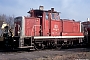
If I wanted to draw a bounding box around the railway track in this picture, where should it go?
[0,48,90,60]
[0,42,88,52]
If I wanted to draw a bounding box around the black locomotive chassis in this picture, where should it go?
[0,36,88,50]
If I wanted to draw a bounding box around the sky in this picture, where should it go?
[0,0,90,21]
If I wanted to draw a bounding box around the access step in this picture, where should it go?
[19,46,34,48]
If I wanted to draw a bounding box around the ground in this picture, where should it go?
[0,48,90,60]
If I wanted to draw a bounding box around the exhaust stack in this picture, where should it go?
[39,6,44,10]
[51,8,54,12]
[87,18,89,21]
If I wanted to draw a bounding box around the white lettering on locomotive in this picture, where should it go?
[53,24,59,31]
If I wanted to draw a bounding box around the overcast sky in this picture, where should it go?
[0,0,90,21]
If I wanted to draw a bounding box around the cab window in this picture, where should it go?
[51,13,60,20]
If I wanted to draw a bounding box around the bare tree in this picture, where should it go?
[0,14,14,28]
[0,14,15,36]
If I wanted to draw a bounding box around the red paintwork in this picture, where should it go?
[51,20,62,36]
[41,18,82,36]
[62,32,83,36]
[24,18,82,36]
[43,20,49,36]
[62,19,80,33]
[25,17,40,36]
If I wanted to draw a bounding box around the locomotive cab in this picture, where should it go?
[27,6,60,36]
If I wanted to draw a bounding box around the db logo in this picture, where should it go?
[54,25,58,28]
[53,25,59,31]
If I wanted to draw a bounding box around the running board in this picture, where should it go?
[34,36,84,39]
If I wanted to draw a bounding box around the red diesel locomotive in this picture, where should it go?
[13,6,84,49]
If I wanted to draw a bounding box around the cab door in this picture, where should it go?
[14,17,22,36]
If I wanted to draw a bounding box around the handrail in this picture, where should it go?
[31,25,41,46]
